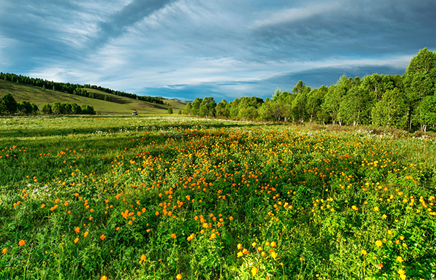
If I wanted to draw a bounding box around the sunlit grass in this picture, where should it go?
[1,115,435,279]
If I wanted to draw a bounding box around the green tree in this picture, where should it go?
[306,86,327,123]
[403,48,436,129]
[184,102,192,115]
[190,98,202,116]
[1,93,18,114]
[372,88,408,129]
[413,95,436,132]
[42,104,52,114]
[199,97,216,117]
[168,107,173,114]
[51,103,61,114]
[215,99,229,118]
[17,101,33,114]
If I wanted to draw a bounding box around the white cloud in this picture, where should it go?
[251,2,342,29]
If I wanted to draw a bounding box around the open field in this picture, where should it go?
[0,80,187,115]
[1,115,436,279]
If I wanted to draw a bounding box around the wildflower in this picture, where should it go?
[375,240,383,247]
[252,242,257,248]
[2,248,7,254]
[270,241,277,247]
[176,274,182,279]
[74,238,79,244]
[251,267,258,276]
[352,205,358,211]
[84,231,89,237]
[41,204,45,208]
[396,256,404,263]
[140,254,146,264]
[18,240,25,246]
[171,233,177,239]
[361,250,367,255]
[237,243,242,250]
[209,233,216,240]
[100,234,106,241]
[100,276,107,280]
[270,250,277,259]
[75,227,80,233]
[237,251,243,257]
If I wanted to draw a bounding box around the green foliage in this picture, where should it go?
[183,102,192,115]
[0,116,435,279]
[371,88,408,128]
[0,93,18,114]
[168,107,173,114]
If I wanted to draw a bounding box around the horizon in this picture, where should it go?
[1,0,435,102]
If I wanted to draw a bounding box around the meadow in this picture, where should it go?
[1,115,435,280]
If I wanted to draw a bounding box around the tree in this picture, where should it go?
[190,98,202,116]
[51,103,61,114]
[403,48,436,129]
[306,86,327,123]
[42,104,52,114]
[70,103,81,114]
[372,88,408,129]
[184,102,192,115]
[168,107,173,114]
[339,85,372,125]
[17,101,33,114]
[413,95,436,132]
[215,99,229,118]
[199,97,216,117]
[1,93,18,114]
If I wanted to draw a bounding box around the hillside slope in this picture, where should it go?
[0,79,187,115]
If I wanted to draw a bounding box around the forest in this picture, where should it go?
[184,48,436,132]
[0,93,96,115]
[0,73,164,104]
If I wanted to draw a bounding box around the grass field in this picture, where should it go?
[0,80,187,115]
[1,115,436,279]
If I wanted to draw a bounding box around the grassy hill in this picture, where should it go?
[0,79,187,115]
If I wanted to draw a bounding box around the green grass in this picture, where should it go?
[0,80,187,115]
[0,115,435,279]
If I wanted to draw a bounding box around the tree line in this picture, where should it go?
[0,73,164,104]
[0,93,95,115]
[183,48,436,132]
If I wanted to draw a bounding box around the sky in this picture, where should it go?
[0,0,435,101]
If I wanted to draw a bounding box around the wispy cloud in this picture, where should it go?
[1,0,435,102]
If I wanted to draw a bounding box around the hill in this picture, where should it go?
[0,79,186,115]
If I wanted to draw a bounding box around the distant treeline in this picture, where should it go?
[184,48,436,132]
[0,72,164,104]
[0,93,95,115]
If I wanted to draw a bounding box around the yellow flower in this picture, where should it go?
[361,250,367,255]
[74,238,79,244]
[176,274,182,279]
[140,254,146,264]
[270,241,277,247]
[271,250,278,259]
[75,227,80,233]
[2,248,7,254]
[352,205,358,211]
[396,256,404,263]
[252,242,257,248]
[251,267,258,277]
[18,240,25,246]
[375,240,383,247]
[237,243,242,250]
[84,231,89,237]
[100,276,107,280]
[237,251,243,258]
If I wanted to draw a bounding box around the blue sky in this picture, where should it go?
[0,0,435,101]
